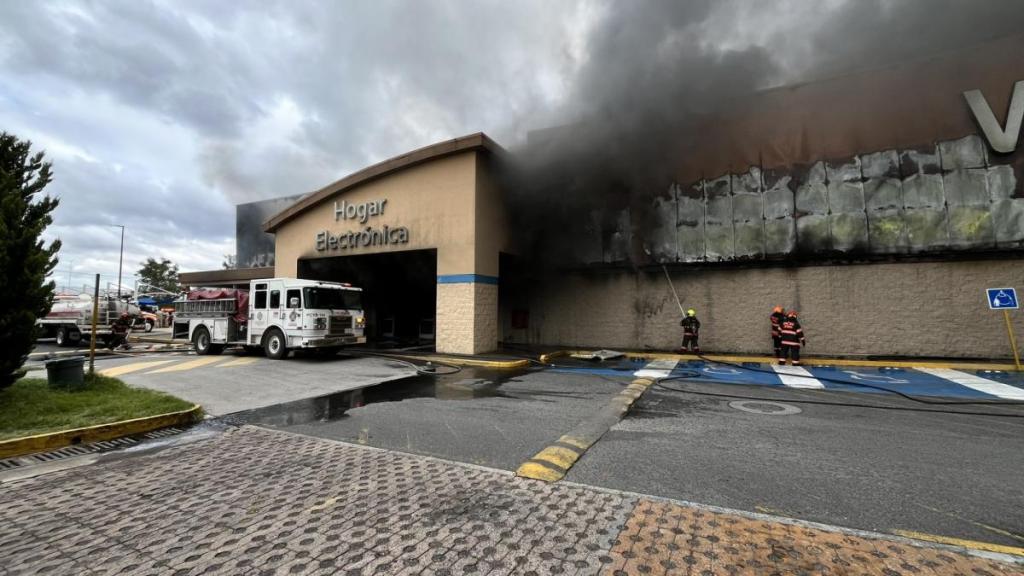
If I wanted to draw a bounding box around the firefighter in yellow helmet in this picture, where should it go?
[679,308,701,353]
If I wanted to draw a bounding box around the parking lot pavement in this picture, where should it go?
[94,352,418,415]
[2,425,1021,576]
[262,361,1024,551]
[565,379,1024,550]
[267,366,624,471]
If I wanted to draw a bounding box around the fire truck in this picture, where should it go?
[172,278,366,359]
[38,292,140,347]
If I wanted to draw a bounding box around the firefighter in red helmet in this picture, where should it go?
[778,310,806,365]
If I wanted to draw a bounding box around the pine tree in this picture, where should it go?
[0,132,61,389]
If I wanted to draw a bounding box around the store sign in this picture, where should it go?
[964,80,1023,154]
[318,197,409,252]
[335,199,387,223]
[315,227,410,252]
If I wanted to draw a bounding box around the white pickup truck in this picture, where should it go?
[172,278,366,359]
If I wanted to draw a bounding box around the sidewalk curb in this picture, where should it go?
[28,349,115,360]
[0,404,203,459]
[540,349,1020,371]
[129,335,177,345]
[381,353,529,370]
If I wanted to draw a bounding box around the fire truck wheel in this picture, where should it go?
[192,326,214,355]
[263,328,288,360]
[55,328,81,347]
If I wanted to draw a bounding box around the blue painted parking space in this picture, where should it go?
[548,358,1024,401]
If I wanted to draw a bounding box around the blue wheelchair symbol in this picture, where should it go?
[987,288,1019,310]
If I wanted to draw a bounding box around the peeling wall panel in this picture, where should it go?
[732,168,764,258]
[677,181,706,262]
[939,135,988,171]
[704,175,734,261]
[648,190,678,262]
[944,169,994,248]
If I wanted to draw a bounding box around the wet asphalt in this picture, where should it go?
[252,362,1024,549]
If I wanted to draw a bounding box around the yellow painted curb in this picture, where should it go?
[387,354,529,370]
[0,404,202,459]
[518,378,654,483]
[515,461,564,482]
[541,350,1019,372]
[533,446,581,470]
[892,529,1024,557]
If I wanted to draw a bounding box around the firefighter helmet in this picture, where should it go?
[686,308,696,317]
[787,310,798,317]
[773,305,783,313]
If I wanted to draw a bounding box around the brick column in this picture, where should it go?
[435,275,498,354]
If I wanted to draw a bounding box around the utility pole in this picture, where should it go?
[89,274,100,375]
[114,225,125,301]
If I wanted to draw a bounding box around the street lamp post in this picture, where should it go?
[113,225,125,300]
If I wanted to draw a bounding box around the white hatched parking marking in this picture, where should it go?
[916,368,1024,400]
[770,364,825,389]
[634,359,679,380]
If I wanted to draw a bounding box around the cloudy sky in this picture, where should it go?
[1,0,1019,289]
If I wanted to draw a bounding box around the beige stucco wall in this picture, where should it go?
[272,148,510,354]
[274,151,480,277]
[510,259,1024,360]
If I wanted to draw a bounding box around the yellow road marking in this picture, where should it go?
[558,435,590,450]
[515,461,564,482]
[147,356,226,374]
[892,529,1024,557]
[533,446,580,470]
[100,360,176,377]
[216,357,259,368]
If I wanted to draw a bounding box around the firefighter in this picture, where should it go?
[778,310,806,365]
[680,308,701,353]
[769,305,786,358]
[108,312,133,350]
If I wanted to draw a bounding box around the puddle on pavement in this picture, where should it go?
[222,366,531,428]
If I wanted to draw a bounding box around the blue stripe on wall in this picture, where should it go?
[437,274,499,285]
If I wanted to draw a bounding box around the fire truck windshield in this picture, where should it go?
[303,287,362,311]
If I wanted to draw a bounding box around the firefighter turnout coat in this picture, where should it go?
[779,317,805,347]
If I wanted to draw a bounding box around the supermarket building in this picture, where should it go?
[182,33,1024,359]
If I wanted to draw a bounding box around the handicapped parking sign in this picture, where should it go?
[987,287,1019,310]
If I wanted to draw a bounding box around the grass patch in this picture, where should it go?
[0,373,195,441]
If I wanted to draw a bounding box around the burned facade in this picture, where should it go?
[186,32,1024,359]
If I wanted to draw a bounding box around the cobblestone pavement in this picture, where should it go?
[1,426,1021,576]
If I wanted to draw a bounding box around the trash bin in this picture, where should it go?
[46,356,86,390]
